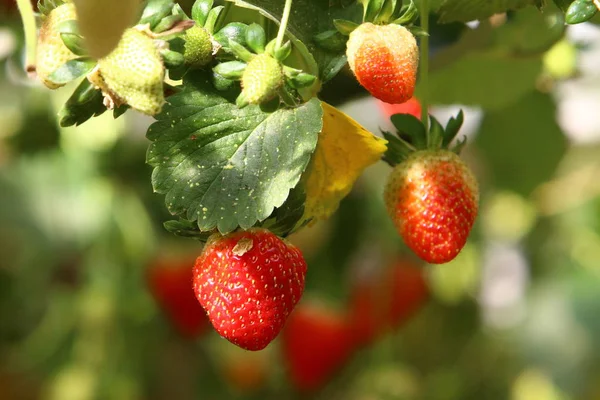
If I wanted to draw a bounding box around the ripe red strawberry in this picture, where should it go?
[349,258,428,346]
[378,96,422,120]
[347,23,419,104]
[193,228,307,351]
[384,150,479,264]
[282,302,355,391]
[147,258,210,338]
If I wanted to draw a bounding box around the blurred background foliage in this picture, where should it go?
[3,0,600,399]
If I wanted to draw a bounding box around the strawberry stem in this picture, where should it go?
[419,0,430,137]
[16,0,37,76]
[275,0,293,51]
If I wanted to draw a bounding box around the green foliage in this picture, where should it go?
[58,79,107,127]
[475,91,567,196]
[146,70,322,234]
[227,0,362,82]
[436,0,545,23]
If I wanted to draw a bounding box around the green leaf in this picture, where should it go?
[146,70,322,234]
[48,58,96,85]
[566,0,598,24]
[438,0,542,23]
[475,91,567,196]
[245,23,267,53]
[140,1,174,30]
[163,218,214,240]
[226,0,362,82]
[58,79,107,127]
[192,0,214,26]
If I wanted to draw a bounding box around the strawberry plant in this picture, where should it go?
[7,0,587,390]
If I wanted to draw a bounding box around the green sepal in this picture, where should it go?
[259,186,307,238]
[57,78,106,127]
[171,3,188,18]
[334,19,359,36]
[191,0,214,26]
[565,0,598,24]
[213,60,246,79]
[58,20,87,56]
[428,116,445,149]
[211,71,237,91]
[228,40,254,62]
[214,22,248,51]
[204,6,224,33]
[113,104,129,119]
[392,0,418,25]
[313,30,347,53]
[236,91,249,108]
[273,41,292,62]
[390,113,426,148]
[139,1,174,30]
[443,110,464,147]
[164,218,214,241]
[364,0,385,22]
[153,14,184,34]
[38,0,68,17]
[278,83,299,108]
[161,49,185,69]
[245,23,267,54]
[408,27,429,37]
[374,0,397,23]
[382,110,468,166]
[288,72,317,89]
[48,58,96,85]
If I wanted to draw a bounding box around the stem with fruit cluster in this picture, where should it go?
[16,0,37,75]
[275,0,293,51]
[420,0,430,136]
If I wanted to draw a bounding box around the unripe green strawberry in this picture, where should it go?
[36,2,78,89]
[193,228,307,351]
[241,53,284,104]
[384,150,478,264]
[346,23,418,104]
[94,27,165,115]
[183,26,214,67]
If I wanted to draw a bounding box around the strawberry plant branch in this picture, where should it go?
[16,0,37,75]
[594,0,600,10]
[275,0,293,51]
[419,0,430,137]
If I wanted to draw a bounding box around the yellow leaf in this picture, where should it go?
[73,0,141,59]
[302,102,387,222]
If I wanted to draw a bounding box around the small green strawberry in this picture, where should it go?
[212,23,316,108]
[90,26,165,115]
[36,2,78,89]
[183,26,214,67]
[193,228,307,351]
[241,53,284,104]
[384,150,478,264]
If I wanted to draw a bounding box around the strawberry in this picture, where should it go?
[89,26,165,115]
[36,2,78,89]
[193,228,307,351]
[346,23,418,104]
[147,258,211,338]
[378,96,422,120]
[349,258,429,346]
[241,53,284,104]
[183,26,214,67]
[384,150,479,264]
[281,302,355,391]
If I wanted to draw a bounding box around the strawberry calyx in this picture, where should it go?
[314,0,421,51]
[211,22,317,108]
[381,110,466,167]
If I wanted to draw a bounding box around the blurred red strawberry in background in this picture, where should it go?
[281,301,355,392]
[378,97,423,120]
[147,258,210,338]
[348,257,429,347]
